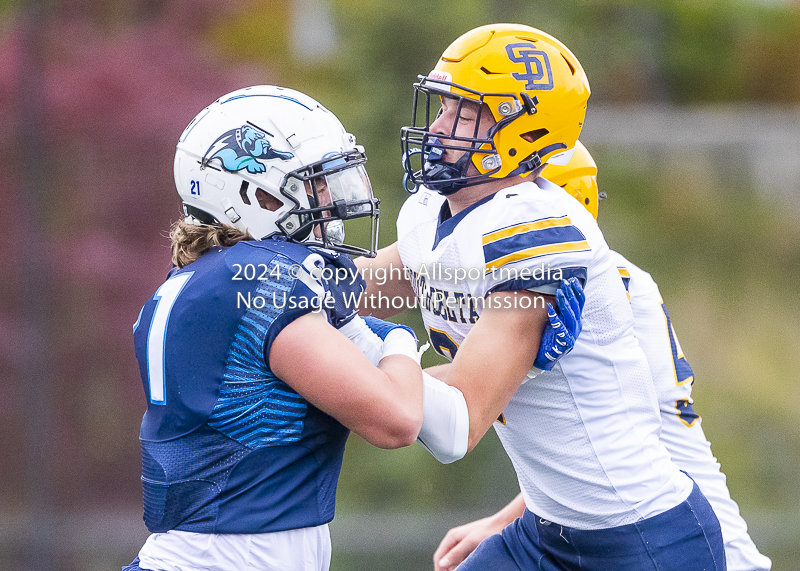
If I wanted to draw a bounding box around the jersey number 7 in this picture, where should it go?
[135,272,194,405]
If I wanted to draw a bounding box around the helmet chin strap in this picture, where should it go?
[425,151,509,195]
[425,143,570,194]
[422,134,507,195]
[183,203,221,226]
[423,152,472,195]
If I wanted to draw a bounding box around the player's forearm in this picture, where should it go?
[467,493,525,538]
[451,292,549,450]
[354,244,416,318]
[375,355,424,447]
[493,493,525,527]
[424,363,451,382]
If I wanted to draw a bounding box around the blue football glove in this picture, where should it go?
[312,249,366,329]
[362,315,417,342]
[533,278,586,371]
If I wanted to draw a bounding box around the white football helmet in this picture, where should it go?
[174,85,380,256]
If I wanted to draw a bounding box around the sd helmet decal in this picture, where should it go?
[505,43,555,91]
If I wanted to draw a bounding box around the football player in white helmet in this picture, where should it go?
[431,141,771,571]
[357,24,727,570]
[173,85,379,256]
[124,85,424,571]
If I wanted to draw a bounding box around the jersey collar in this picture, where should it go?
[433,192,496,250]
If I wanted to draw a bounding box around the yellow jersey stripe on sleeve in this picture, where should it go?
[485,240,590,274]
[483,216,573,246]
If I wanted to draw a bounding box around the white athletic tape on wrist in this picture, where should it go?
[381,328,421,364]
[417,371,469,464]
[338,316,384,367]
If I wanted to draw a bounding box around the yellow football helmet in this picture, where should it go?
[543,141,600,219]
[401,23,590,195]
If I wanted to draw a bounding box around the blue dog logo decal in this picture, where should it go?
[204,124,294,174]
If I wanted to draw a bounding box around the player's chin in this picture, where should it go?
[313,219,331,240]
[442,150,467,165]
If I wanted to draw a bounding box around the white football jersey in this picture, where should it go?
[610,251,771,571]
[397,179,693,529]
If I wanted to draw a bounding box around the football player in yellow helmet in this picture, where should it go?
[432,142,772,571]
[401,23,589,195]
[359,23,727,571]
[542,140,601,219]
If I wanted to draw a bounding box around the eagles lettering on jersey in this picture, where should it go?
[408,269,481,325]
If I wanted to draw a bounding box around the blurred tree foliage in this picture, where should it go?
[203,0,800,240]
[0,0,267,530]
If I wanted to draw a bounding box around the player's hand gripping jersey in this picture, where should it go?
[612,251,771,571]
[397,178,694,529]
[132,239,347,535]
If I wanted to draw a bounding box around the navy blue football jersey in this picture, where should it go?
[132,239,349,534]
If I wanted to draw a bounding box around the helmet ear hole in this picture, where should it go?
[521,128,548,143]
[255,188,282,211]
[239,181,251,205]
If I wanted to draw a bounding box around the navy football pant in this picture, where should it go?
[457,482,726,571]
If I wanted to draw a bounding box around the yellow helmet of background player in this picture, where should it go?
[542,140,600,219]
[401,23,590,195]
